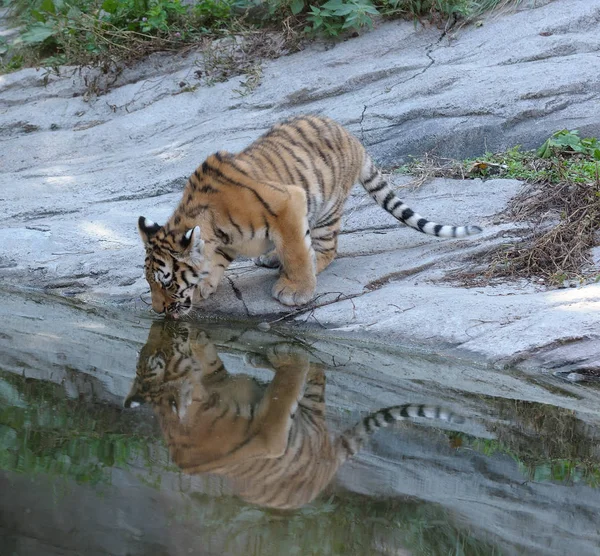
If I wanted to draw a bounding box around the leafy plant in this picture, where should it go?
[1,0,522,72]
[306,0,379,37]
[537,129,600,160]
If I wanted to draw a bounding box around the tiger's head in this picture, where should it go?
[138,216,206,318]
[123,321,223,420]
[124,322,266,468]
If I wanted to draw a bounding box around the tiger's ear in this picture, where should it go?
[138,216,161,246]
[123,381,144,409]
[178,226,204,261]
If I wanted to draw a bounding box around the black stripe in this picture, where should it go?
[400,405,410,418]
[228,213,243,237]
[318,196,345,226]
[254,144,286,183]
[323,118,345,161]
[304,118,338,183]
[202,161,277,217]
[312,233,336,242]
[389,199,403,213]
[301,119,337,175]
[270,128,312,166]
[314,247,335,254]
[273,132,312,170]
[283,123,325,203]
[293,123,333,170]
[187,204,209,218]
[227,158,252,178]
[262,139,297,184]
[364,172,380,187]
[434,224,443,236]
[199,184,218,194]
[401,208,414,221]
[212,222,232,244]
[416,218,427,231]
[382,409,395,423]
[215,248,234,263]
[418,404,426,417]
[312,163,327,201]
[382,191,395,212]
[209,406,229,429]
[313,215,341,230]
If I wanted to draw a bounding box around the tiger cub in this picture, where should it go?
[138,115,482,317]
[124,322,465,510]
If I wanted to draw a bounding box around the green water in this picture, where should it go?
[1,291,600,556]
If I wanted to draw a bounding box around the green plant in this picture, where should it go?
[537,129,600,160]
[1,0,232,70]
[1,0,524,72]
[306,0,379,37]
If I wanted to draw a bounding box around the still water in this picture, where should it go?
[1,290,600,556]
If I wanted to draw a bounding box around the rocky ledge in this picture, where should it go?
[1,0,600,373]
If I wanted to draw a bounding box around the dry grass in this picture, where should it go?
[487,176,600,283]
[399,150,600,286]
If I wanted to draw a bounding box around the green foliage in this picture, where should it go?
[465,130,600,184]
[1,0,517,70]
[0,370,165,485]
[306,0,379,37]
[536,129,600,160]
[1,0,234,69]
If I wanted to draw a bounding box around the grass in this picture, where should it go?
[0,367,164,484]
[453,397,600,488]
[398,129,600,285]
[0,0,522,80]
[0,366,503,555]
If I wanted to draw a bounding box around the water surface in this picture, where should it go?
[1,290,600,556]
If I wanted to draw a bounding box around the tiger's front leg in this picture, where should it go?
[197,247,236,300]
[270,187,317,306]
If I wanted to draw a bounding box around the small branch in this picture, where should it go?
[268,291,365,325]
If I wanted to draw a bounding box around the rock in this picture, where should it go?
[1,0,600,368]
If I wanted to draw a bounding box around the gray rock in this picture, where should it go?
[2,0,600,368]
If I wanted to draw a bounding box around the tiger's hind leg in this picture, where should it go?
[254,250,280,269]
[311,213,342,274]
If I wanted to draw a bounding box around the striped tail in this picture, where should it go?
[336,403,464,463]
[360,155,482,238]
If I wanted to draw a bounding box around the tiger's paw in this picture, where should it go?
[254,251,280,269]
[198,279,217,300]
[272,277,316,306]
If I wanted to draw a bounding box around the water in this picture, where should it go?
[1,289,600,556]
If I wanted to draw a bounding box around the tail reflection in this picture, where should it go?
[125,321,463,510]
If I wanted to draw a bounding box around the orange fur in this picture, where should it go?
[124,322,464,510]
[139,115,481,317]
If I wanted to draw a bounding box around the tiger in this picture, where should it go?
[124,321,465,510]
[138,115,482,318]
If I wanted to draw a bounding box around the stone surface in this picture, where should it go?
[2,0,600,369]
[2,294,600,556]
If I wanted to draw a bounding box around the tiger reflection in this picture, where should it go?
[125,322,463,510]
